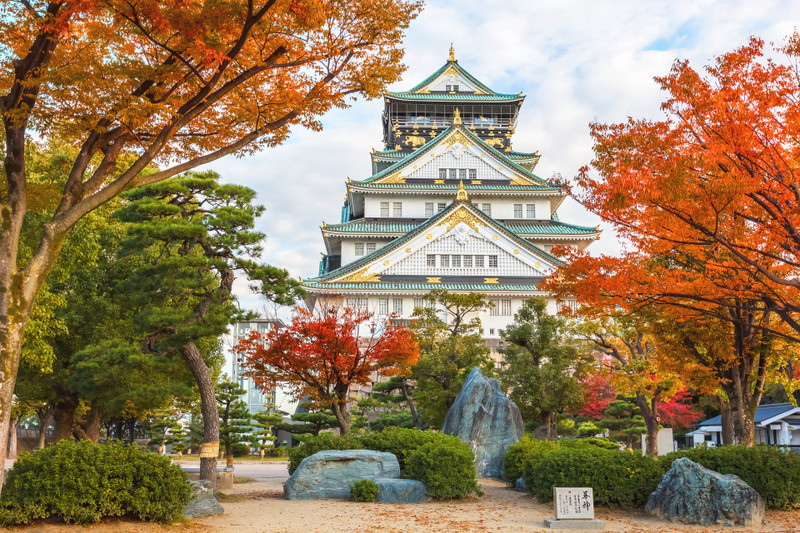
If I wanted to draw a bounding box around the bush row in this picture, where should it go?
[504,437,800,510]
[289,427,481,500]
[0,439,191,526]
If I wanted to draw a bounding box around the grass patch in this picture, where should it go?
[233,477,257,484]
[217,493,246,503]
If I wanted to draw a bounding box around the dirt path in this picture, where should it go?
[10,465,800,533]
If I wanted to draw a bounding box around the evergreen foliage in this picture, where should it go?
[0,440,190,525]
[350,480,380,502]
[217,381,252,464]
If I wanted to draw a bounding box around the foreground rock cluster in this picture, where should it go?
[284,449,429,503]
[443,367,524,478]
[646,458,764,526]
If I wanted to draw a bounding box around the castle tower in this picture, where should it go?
[303,49,599,346]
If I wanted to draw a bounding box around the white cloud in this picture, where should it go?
[202,0,800,311]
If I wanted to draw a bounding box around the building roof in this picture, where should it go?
[698,403,800,427]
[323,217,599,237]
[302,280,545,292]
[389,58,523,102]
[354,124,557,189]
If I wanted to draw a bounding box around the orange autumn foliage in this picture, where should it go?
[235,307,419,434]
[545,35,800,445]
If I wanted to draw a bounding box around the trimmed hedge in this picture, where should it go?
[0,439,191,525]
[665,445,800,510]
[523,445,663,509]
[288,428,480,499]
[507,436,800,510]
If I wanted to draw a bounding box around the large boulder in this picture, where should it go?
[284,449,401,500]
[374,479,429,503]
[646,457,764,526]
[442,366,524,478]
[184,480,224,519]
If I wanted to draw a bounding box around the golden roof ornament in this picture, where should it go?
[453,107,462,125]
[456,180,468,201]
[449,43,455,62]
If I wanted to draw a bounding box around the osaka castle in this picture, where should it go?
[302,47,599,343]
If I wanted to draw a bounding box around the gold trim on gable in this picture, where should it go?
[484,278,499,284]
[437,205,485,232]
[338,268,381,283]
[427,277,441,284]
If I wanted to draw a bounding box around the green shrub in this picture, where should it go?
[664,445,800,510]
[501,435,558,483]
[350,480,380,502]
[561,437,621,451]
[0,439,191,526]
[405,439,481,500]
[288,428,480,500]
[231,443,251,457]
[523,445,664,509]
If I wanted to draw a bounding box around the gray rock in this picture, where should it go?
[646,458,764,526]
[442,366,524,478]
[374,479,429,503]
[284,449,401,500]
[514,476,527,493]
[184,480,224,519]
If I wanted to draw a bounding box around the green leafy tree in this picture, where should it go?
[216,381,252,466]
[500,298,593,439]
[114,171,303,488]
[410,290,495,428]
[597,398,647,449]
[250,409,284,458]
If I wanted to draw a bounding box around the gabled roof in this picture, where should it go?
[323,218,599,237]
[387,58,523,103]
[698,403,800,428]
[353,124,558,189]
[307,195,564,286]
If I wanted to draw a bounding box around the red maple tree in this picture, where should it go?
[235,307,419,434]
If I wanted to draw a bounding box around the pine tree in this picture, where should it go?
[250,409,284,458]
[217,381,252,466]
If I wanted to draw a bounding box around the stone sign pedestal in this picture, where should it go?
[544,487,606,530]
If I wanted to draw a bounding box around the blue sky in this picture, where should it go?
[205,0,800,313]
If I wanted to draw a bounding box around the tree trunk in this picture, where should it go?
[7,417,17,459]
[400,381,422,429]
[181,342,219,493]
[74,404,104,443]
[636,392,659,457]
[53,397,78,442]
[37,406,54,448]
[331,385,352,435]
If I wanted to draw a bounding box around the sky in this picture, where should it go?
[205,0,800,313]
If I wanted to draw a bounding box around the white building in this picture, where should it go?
[687,403,800,448]
[302,48,599,337]
[222,318,297,415]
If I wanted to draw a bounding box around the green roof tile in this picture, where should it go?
[386,92,522,102]
[302,281,544,291]
[324,218,598,236]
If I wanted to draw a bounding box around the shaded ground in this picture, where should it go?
[9,461,800,532]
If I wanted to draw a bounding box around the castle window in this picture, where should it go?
[475,255,485,268]
[393,298,403,314]
[392,202,402,217]
[514,204,523,218]
[440,255,450,267]
[426,254,436,267]
[488,255,498,268]
[380,201,390,216]
[526,204,536,218]
[452,255,461,267]
[463,255,473,267]
[355,243,364,256]
[439,169,447,180]
[469,169,477,180]
[379,298,389,315]
[425,202,434,217]
[366,243,376,253]
[438,202,447,211]
[448,168,457,180]
[459,169,468,180]
[481,203,491,216]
